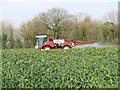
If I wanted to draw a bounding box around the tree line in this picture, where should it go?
[0,8,118,49]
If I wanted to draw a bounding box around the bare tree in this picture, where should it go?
[104,10,118,24]
[1,21,15,49]
[41,8,74,38]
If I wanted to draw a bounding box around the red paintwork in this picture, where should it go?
[36,35,97,49]
[61,43,72,48]
[64,39,74,45]
[38,40,72,49]
[44,41,55,47]
[64,38,97,45]
[42,41,55,49]
[38,46,42,49]
[74,40,97,45]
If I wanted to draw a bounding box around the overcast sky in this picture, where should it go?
[0,0,119,28]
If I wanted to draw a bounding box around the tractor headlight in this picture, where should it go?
[35,46,38,49]
[72,43,74,47]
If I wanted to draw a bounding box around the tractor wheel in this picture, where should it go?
[44,46,51,50]
[63,46,70,49]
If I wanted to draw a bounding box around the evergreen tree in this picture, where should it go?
[8,28,14,48]
[2,33,8,49]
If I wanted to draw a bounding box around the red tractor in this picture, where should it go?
[35,35,97,50]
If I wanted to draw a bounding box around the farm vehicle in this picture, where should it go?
[35,35,97,50]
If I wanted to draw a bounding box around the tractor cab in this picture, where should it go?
[35,35,47,49]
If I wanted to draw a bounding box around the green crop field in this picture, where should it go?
[2,46,118,88]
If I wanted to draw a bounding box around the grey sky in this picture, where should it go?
[0,1,118,28]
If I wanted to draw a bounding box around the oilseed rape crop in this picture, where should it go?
[2,46,118,88]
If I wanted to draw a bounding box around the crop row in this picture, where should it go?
[2,46,118,88]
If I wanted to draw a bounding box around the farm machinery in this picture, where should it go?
[35,35,97,50]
